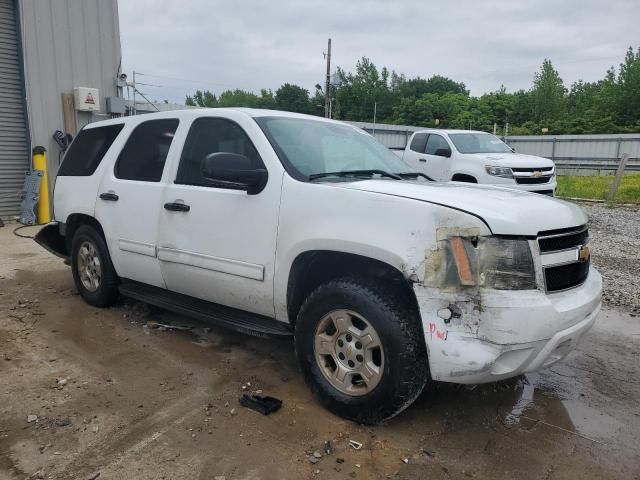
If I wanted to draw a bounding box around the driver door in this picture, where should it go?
[421,133,452,180]
[157,115,282,317]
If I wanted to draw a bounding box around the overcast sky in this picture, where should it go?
[118,0,639,104]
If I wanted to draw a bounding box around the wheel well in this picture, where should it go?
[64,214,106,253]
[451,174,477,183]
[287,251,419,325]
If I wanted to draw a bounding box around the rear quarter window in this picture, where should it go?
[57,124,124,176]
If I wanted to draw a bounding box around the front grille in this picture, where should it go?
[538,225,590,292]
[512,167,554,173]
[515,176,552,185]
[545,261,590,292]
[538,227,588,252]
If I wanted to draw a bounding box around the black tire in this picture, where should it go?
[70,225,119,307]
[295,276,428,424]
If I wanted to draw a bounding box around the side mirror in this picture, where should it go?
[511,147,516,153]
[434,147,451,158]
[202,152,268,195]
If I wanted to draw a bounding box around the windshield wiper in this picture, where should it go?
[393,172,434,181]
[308,169,402,181]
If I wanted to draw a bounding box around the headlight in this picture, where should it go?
[444,236,536,290]
[485,165,513,178]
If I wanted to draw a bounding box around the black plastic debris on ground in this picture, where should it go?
[239,393,282,415]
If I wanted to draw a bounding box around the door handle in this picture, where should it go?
[164,202,190,212]
[418,158,427,163]
[99,192,119,201]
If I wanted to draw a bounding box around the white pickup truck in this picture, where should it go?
[36,109,600,424]
[395,129,557,195]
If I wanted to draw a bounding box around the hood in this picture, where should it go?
[464,152,554,168]
[334,180,586,236]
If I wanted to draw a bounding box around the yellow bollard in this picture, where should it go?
[32,146,51,224]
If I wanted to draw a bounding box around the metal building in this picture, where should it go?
[0,0,122,220]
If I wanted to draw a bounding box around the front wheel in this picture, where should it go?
[295,277,428,424]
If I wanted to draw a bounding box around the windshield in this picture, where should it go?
[448,133,513,154]
[256,117,414,180]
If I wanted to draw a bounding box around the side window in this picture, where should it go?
[409,133,428,153]
[176,117,262,186]
[115,119,179,182]
[425,134,449,155]
[57,124,124,176]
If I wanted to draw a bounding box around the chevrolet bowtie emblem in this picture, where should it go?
[578,245,590,262]
[532,171,542,178]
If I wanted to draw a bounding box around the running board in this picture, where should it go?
[118,280,293,338]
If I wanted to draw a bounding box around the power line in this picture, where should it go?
[135,71,249,90]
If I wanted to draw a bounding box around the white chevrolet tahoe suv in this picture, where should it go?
[396,129,557,195]
[36,109,601,424]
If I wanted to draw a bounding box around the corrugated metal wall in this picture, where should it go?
[0,0,30,219]
[506,134,640,173]
[18,0,121,177]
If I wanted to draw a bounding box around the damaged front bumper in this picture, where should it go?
[414,267,602,384]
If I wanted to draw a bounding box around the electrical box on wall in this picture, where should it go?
[106,96,126,114]
[73,87,100,111]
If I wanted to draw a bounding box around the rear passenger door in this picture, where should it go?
[94,118,180,287]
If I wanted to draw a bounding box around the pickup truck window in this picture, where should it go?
[176,117,263,187]
[449,133,513,154]
[57,124,124,176]
[409,133,428,153]
[115,119,179,182]
[256,117,413,180]
[425,134,449,155]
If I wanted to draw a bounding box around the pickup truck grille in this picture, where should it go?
[537,226,590,292]
[515,176,553,185]
[512,166,554,185]
[512,167,555,173]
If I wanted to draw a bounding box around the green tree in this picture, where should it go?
[186,90,217,107]
[615,47,640,125]
[275,83,311,113]
[334,57,393,122]
[530,59,566,123]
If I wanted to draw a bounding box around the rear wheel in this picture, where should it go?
[70,225,119,307]
[295,276,428,424]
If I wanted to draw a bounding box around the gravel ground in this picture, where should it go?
[580,202,640,314]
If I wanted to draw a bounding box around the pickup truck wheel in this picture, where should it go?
[71,225,119,307]
[295,277,428,424]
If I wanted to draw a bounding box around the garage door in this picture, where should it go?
[0,0,29,219]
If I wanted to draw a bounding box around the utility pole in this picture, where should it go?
[372,102,377,135]
[324,38,331,118]
[132,71,136,115]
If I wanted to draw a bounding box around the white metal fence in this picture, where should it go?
[504,134,640,174]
